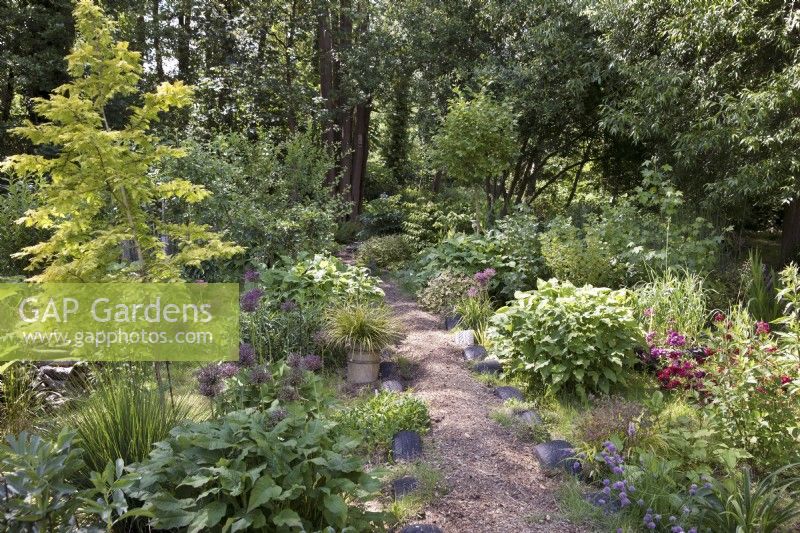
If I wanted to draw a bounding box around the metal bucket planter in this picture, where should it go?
[347,347,380,385]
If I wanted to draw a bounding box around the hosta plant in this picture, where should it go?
[129,406,386,532]
[487,279,643,397]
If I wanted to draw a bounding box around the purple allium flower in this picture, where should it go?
[646,523,656,530]
[268,407,288,425]
[603,479,610,486]
[613,481,625,491]
[197,364,224,398]
[312,329,330,346]
[243,269,260,282]
[287,352,303,368]
[669,516,676,523]
[240,288,264,312]
[473,268,496,286]
[239,343,256,367]
[220,363,239,378]
[704,482,712,489]
[301,354,323,372]
[572,461,581,472]
[249,366,271,385]
[613,466,624,475]
[597,499,606,506]
[638,499,645,507]
[280,299,298,312]
[466,286,480,298]
[689,483,698,496]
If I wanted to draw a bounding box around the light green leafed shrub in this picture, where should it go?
[129,406,386,531]
[356,234,417,270]
[335,391,430,454]
[418,269,474,316]
[487,279,644,397]
[258,254,384,308]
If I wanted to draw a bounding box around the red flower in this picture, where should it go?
[713,311,726,322]
[781,375,792,385]
[755,321,771,335]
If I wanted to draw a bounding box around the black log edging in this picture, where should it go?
[472,359,502,375]
[379,361,399,380]
[400,525,444,533]
[533,439,581,474]
[516,410,544,425]
[381,379,405,392]
[392,430,423,462]
[392,476,419,500]
[494,386,524,401]
[463,345,487,361]
[444,314,461,330]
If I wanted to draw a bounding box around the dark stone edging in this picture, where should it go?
[392,430,424,462]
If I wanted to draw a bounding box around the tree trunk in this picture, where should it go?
[152,0,164,81]
[176,0,193,82]
[284,0,298,133]
[1,67,13,122]
[349,101,370,217]
[317,7,338,185]
[780,196,800,264]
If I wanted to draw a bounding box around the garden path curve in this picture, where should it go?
[381,279,586,533]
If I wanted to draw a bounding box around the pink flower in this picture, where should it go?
[755,321,771,335]
[780,375,792,385]
[643,307,654,317]
[713,312,725,322]
[467,286,480,298]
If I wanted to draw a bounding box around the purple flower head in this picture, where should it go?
[197,364,224,398]
[628,421,637,437]
[239,343,256,367]
[243,269,260,283]
[220,363,239,378]
[666,330,687,347]
[644,307,654,317]
[572,461,581,473]
[638,499,645,507]
[240,288,264,312]
[612,466,624,475]
[646,331,657,345]
[280,299,299,312]
[287,352,303,368]
[249,366,271,385]
[467,286,480,298]
[689,483,698,496]
[603,479,610,487]
[301,354,323,372]
[473,268,496,286]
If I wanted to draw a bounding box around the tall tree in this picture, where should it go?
[1,0,242,281]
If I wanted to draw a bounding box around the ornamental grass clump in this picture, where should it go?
[324,303,399,354]
[487,279,643,398]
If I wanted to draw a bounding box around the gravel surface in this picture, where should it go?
[382,280,586,533]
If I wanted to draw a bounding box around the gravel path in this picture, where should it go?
[382,279,585,533]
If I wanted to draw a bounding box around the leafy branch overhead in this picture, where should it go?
[0,0,242,282]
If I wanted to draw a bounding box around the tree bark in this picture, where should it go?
[780,195,800,264]
[349,101,370,217]
[317,6,338,185]
[176,0,193,82]
[152,0,164,81]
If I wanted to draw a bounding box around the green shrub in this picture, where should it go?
[0,430,143,531]
[170,130,348,273]
[413,211,546,300]
[242,304,324,363]
[356,234,416,270]
[0,181,48,277]
[418,269,474,316]
[487,279,643,397]
[635,269,710,341]
[64,369,194,475]
[258,254,384,308]
[335,391,430,454]
[210,361,334,416]
[540,166,723,287]
[130,406,386,531]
